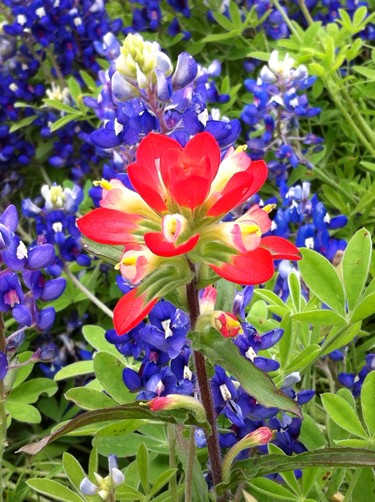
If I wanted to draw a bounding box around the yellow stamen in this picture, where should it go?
[241,223,261,236]
[234,144,248,153]
[263,203,277,213]
[93,179,113,191]
[122,256,138,266]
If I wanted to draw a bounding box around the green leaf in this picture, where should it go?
[6,402,41,424]
[291,309,346,326]
[320,322,362,355]
[215,279,237,312]
[65,387,118,410]
[43,98,79,113]
[79,70,98,92]
[63,452,86,494]
[288,271,301,313]
[67,76,82,103]
[321,393,368,438]
[253,289,288,312]
[149,468,177,497]
[298,248,345,314]
[82,325,119,355]
[190,329,301,417]
[9,114,37,133]
[284,344,321,374]
[249,477,296,500]
[299,415,327,450]
[220,448,375,491]
[351,292,375,322]
[8,378,57,403]
[137,442,149,493]
[342,228,372,312]
[49,113,81,132]
[93,352,133,404]
[81,236,124,264]
[54,360,94,381]
[26,479,84,502]
[115,483,144,500]
[362,372,375,438]
[18,403,210,455]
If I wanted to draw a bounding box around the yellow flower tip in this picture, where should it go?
[93,179,113,191]
[235,144,248,153]
[122,256,138,266]
[263,203,277,214]
[114,262,121,271]
[242,223,261,236]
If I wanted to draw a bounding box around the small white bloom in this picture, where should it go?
[245,346,257,362]
[219,383,232,401]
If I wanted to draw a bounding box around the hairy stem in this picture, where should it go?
[186,266,224,497]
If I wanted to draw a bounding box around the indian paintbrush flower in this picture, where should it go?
[78,131,301,335]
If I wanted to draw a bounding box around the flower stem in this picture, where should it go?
[62,263,113,319]
[0,315,7,502]
[184,426,196,502]
[185,267,224,498]
[167,424,179,502]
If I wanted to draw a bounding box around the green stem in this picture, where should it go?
[312,164,356,203]
[184,426,196,502]
[340,86,375,146]
[62,264,113,319]
[0,315,7,502]
[343,468,363,501]
[167,424,179,502]
[297,0,314,26]
[324,78,375,156]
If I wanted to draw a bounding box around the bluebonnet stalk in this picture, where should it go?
[0,204,66,380]
[22,183,89,275]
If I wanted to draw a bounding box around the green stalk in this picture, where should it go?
[0,315,7,502]
[297,0,314,26]
[184,426,196,502]
[167,424,179,502]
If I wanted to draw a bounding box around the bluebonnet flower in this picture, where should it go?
[80,454,125,500]
[338,354,375,397]
[241,50,322,185]
[234,325,283,372]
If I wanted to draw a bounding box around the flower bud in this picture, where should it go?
[145,394,206,422]
[211,311,243,338]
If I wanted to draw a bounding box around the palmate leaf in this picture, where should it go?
[190,328,302,417]
[18,403,211,455]
[219,447,375,492]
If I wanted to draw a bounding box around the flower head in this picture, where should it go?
[78,132,300,334]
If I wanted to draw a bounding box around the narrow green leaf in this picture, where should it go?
[115,483,144,500]
[93,352,133,404]
[18,403,210,455]
[26,479,84,502]
[253,289,289,311]
[63,453,86,494]
[9,114,37,133]
[137,443,149,493]
[288,271,301,313]
[79,70,98,92]
[81,236,124,264]
[251,477,297,499]
[342,228,372,311]
[299,415,327,450]
[149,468,177,497]
[351,292,375,322]
[321,393,368,438]
[65,387,117,410]
[291,310,346,326]
[49,113,81,132]
[67,76,82,102]
[321,322,361,355]
[54,360,94,381]
[362,372,375,438]
[298,248,345,314]
[43,98,79,113]
[190,329,301,417]
[220,448,375,491]
[284,344,321,374]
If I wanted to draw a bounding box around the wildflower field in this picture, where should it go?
[1,0,375,500]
